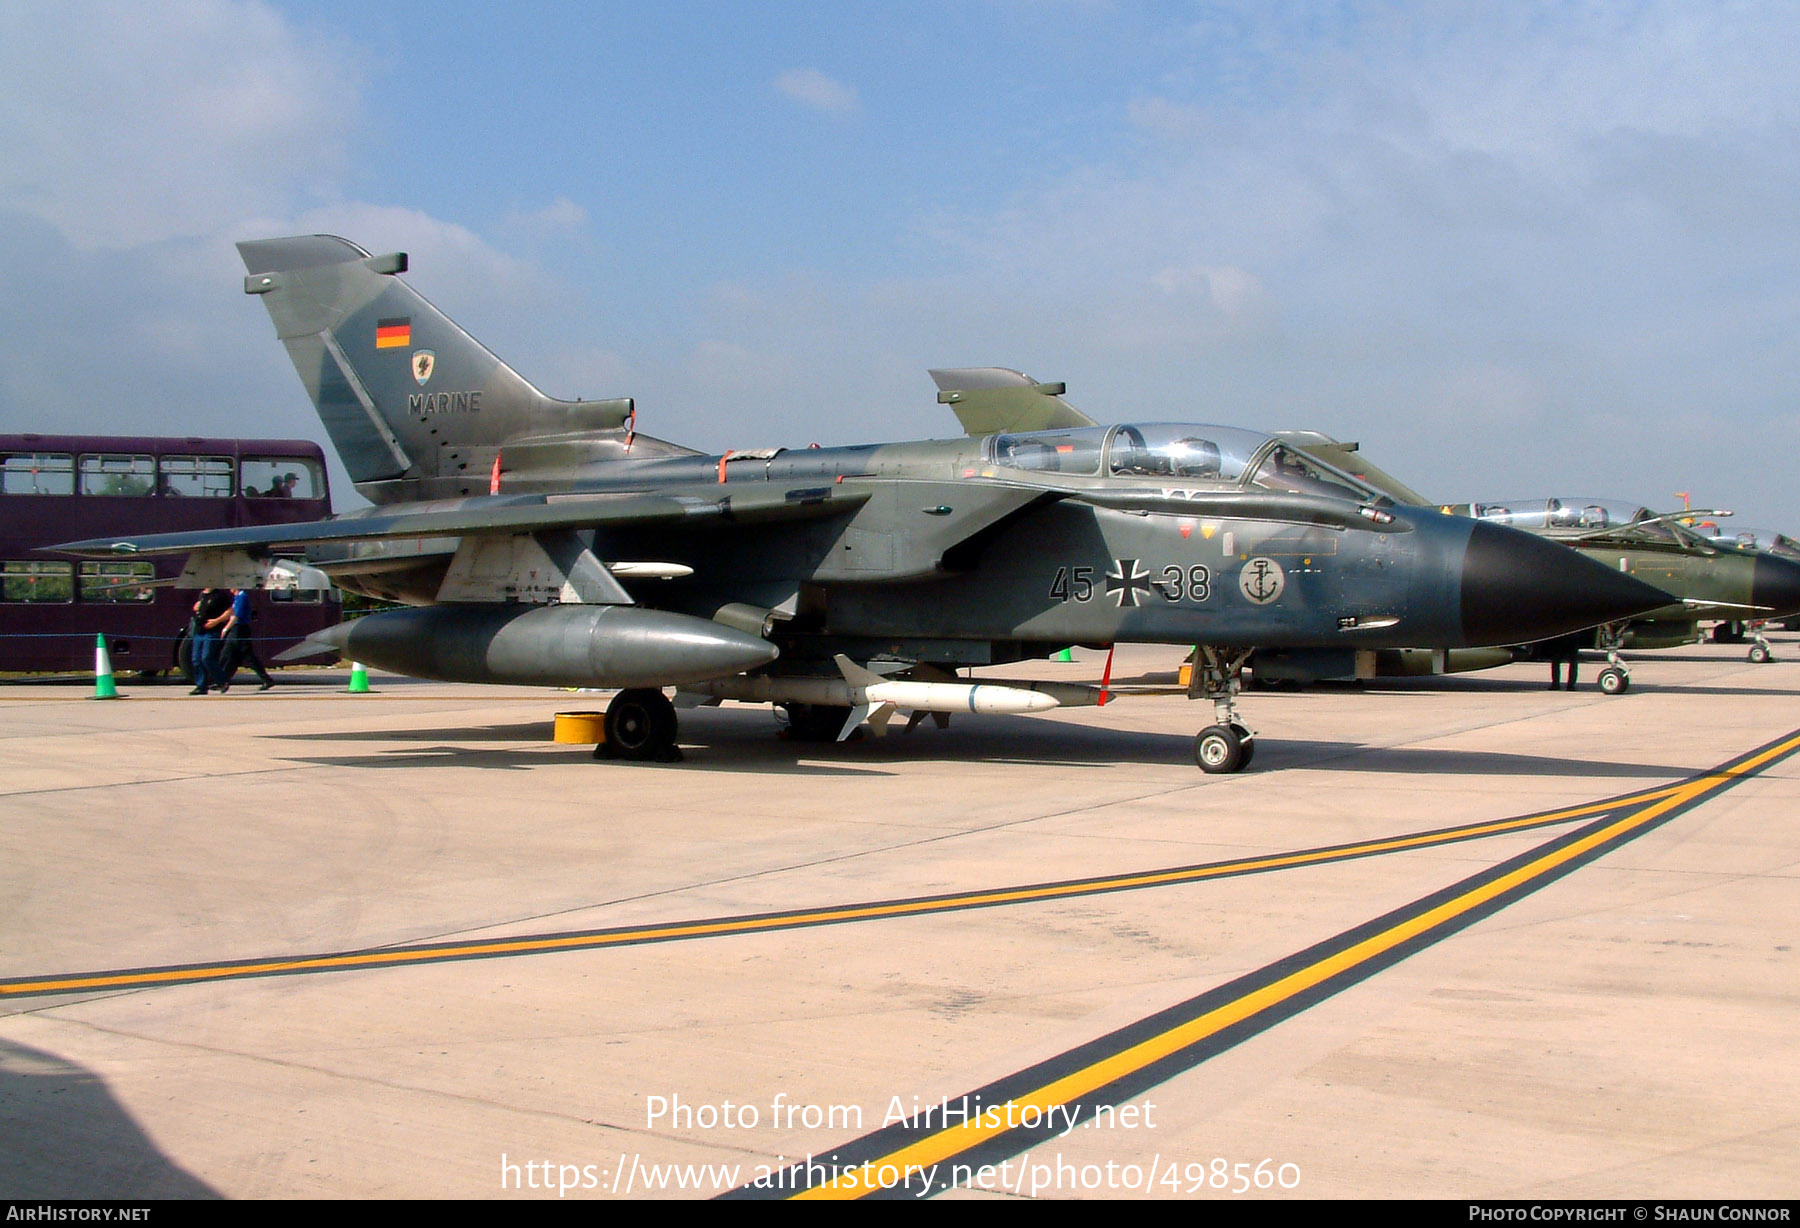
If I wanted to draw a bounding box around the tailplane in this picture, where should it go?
[240,235,662,502]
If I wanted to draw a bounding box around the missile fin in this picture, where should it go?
[833,653,887,688]
[865,702,898,738]
[838,703,870,742]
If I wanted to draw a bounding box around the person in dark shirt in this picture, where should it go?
[189,587,234,694]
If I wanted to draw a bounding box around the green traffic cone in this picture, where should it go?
[1053,647,1074,663]
[347,661,370,693]
[92,634,119,700]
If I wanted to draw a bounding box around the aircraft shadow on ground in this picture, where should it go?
[1583,683,1800,698]
[0,1036,220,1198]
[277,722,558,743]
[268,710,1200,775]
[267,710,1686,780]
[1331,676,1797,698]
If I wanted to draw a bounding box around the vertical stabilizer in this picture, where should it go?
[239,235,634,502]
[929,367,1096,436]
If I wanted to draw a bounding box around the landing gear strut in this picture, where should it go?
[1748,622,1775,664]
[1189,646,1257,773]
[1595,623,1631,696]
[597,687,682,761]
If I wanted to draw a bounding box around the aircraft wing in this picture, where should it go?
[929,368,1098,435]
[1679,598,1773,616]
[50,484,871,558]
[1561,508,1733,544]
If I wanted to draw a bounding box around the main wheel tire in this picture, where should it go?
[1597,666,1629,695]
[1194,724,1246,773]
[603,688,679,761]
[1749,643,1773,664]
[174,630,195,684]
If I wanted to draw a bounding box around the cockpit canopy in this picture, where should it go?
[1467,498,1656,532]
[1464,498,1727,547]
[987,423,1389,503]
[1698,525,1800,559]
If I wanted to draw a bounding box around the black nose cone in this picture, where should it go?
[1751,554,1800,620]
[1461,521,1672,647]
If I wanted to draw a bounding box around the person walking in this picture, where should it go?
[219,586,275,691]
[188,587,233,694]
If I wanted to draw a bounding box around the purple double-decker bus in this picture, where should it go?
[0,434,341,676]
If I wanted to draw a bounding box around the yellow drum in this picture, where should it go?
[553,711,606,744]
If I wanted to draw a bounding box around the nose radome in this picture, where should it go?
[1460,520,1672,647]
[1750,553,1800,620]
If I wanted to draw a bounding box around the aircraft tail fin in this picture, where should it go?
[929,367,1097,436]
[239,235,639,502]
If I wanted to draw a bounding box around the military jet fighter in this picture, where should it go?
[54,236,1668,771]
[1693,524,1800,638]
[1441,499,1800,681]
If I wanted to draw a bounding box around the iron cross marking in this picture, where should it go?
[1107,558,1153,607]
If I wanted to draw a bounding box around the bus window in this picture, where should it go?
[78,561,156,603]
[2,561,74,602]
[79,454,154,497]
[0,434,339,674]
[243,457,325,500]
[158,455,233,498]
[2,453,75,495]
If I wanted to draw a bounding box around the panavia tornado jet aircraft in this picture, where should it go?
[55,236,1669,771]
[1691,524,1800,636]
[1438,499,1800,684]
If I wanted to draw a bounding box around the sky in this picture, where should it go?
[2,1,1798,525]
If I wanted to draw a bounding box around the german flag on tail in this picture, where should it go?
[375,317,411,349]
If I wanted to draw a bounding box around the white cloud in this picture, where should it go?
[502,196,590,237]
[870,4,1800,521]
[774,68,859,116]
[1151,263,1274,321]
[0,1,360,250]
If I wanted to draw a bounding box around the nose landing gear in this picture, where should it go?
[1189,646,1258,773]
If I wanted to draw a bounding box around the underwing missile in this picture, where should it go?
[680,654,1102,740]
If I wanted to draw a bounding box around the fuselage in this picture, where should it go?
[316,425,1668,668]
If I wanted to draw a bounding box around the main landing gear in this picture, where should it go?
[1747,622,1775,664]
[595,687,682,762]
[1190,646,1257,774]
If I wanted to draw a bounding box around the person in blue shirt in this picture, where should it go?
[219,587,275,691]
